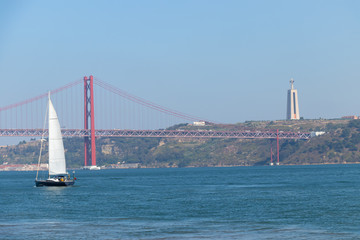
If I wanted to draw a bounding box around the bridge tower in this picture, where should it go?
[84,75,96,167]
[276,129,280,165]
[269,129,280,166]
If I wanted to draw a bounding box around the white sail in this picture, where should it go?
[48,98,67,175]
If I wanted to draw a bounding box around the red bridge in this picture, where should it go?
[0,76,311,166]
[0,128,311,139]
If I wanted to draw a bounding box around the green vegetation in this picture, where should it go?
[2,119,360,168]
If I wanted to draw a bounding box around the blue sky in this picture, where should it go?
[1,0,360,125]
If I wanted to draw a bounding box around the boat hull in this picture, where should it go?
[35,179,75,187]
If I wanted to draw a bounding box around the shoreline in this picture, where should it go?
[2,162,360,172]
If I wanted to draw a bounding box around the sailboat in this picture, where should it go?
[35,93,76,187]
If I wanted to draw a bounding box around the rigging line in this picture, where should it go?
[35,98,49,180]
[69,85,75,127]
[65,87,68,128]
[31,102,33,129]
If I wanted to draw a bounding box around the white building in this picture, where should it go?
[193,121,206,126]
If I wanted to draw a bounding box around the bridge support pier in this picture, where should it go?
[270,140,274,166]
[84,76,96,167]
[270,130,280,166]
[276,129,280,165]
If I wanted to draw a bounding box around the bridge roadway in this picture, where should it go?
[0,129,311,139]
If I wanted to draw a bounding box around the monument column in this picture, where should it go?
[286,78,300,120]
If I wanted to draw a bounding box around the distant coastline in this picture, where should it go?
[2,161,360,172]
[1,119,360,168]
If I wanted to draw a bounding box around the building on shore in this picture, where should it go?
[342,116,359,120]
[0,163,48,171]
[193,121,206,126]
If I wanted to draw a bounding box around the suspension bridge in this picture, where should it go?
[0,76,311,166]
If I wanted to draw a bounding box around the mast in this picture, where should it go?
[35,92,50,180]
[47,92,50,177]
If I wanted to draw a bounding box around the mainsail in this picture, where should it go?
[48,98,67,175]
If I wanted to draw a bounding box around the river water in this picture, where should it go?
[1,165,360,239]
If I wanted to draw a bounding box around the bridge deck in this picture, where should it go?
[0,129,311,139]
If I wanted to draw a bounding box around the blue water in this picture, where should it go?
[1,165,360,239]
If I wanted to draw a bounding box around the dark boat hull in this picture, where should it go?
[35,179,75,187]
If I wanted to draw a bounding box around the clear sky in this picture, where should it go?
[1,0,360,125]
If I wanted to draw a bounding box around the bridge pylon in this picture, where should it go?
[276,129,280,165]
[269,129,280,166]
[84,75,96,167]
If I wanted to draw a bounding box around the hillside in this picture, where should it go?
[1,119,360,168]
